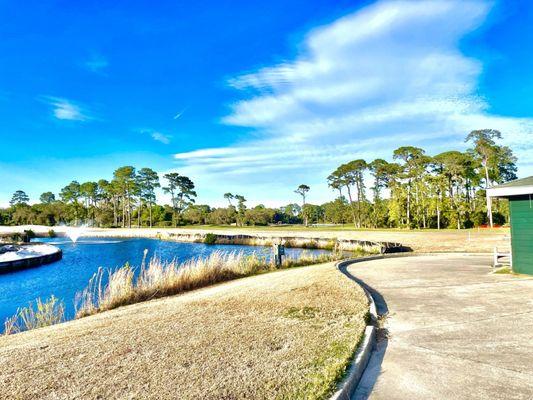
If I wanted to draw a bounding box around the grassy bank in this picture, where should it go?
[74,249,344,318]
[0,262,368,399]
[4,249,347,334]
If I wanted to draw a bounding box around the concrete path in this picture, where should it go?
[345,254,533,400]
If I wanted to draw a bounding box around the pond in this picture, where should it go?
[0,237,329,323]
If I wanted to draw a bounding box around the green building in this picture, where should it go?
[488,176,533,275]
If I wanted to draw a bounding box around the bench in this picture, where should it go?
[493,247,512,269]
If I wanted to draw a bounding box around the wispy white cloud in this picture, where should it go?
[43,96,91,121]
[150,131,172,144]
[174,147,237,160]
[175,0,533,204]
[174,108,187,120]
[84,55,109,74]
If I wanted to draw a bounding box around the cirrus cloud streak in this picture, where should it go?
[174,0,533,204]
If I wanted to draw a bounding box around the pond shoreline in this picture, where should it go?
[0,236,335,326]
[86,230,392,253]
[0,226,408,254]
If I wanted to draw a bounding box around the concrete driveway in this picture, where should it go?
[344,254,533,400]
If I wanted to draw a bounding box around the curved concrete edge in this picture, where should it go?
[331,325,376,400]
[336,257,381,322]
[330,257,381,400]
[0,245,62,274]
[329,252,475,399]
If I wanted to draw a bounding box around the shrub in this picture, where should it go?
[472,210,487,227]
[204,233,218,245]
[48,229,56,238]
[492,212,507,226]
[463,219,474,229]
[20,229,36,243]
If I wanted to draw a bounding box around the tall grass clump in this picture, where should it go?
[3,296,65,335]
[74,264,136,317]
[281,250,338,268]
[75,249,344,319]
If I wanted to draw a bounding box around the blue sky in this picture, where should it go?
[0,0,532,207]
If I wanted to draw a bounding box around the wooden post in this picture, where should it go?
[274,244,285,267]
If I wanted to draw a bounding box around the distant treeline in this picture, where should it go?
[326,129,516,229]
[0,129,516,229]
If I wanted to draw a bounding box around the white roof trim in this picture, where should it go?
[487,185,533,197]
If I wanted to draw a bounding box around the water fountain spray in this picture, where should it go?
[64,224,88,243]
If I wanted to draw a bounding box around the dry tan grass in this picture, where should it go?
[3,296,65,335]
[74,250,341,318]
[0,262,368,400]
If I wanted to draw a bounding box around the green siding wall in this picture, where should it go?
[510,195,533,275]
